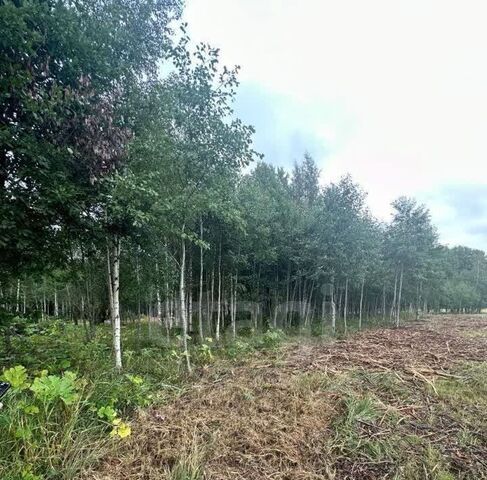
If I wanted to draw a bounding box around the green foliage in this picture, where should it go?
[1,0,487,474]
[0,367,94,478]
[435,362,487,407]
[196,342,214,364]
[2,365,29,391]
[225,339,254,359]
[0,322,186,479]
[30,371,79,405]
[341,395,380,426]
[259,329,286,349]
[97,405,118,423]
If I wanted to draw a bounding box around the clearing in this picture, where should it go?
[83,315,487,480]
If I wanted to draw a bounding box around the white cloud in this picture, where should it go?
[184,0,487,249]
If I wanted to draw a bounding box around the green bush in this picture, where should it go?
[225,339,254,359]
[259,328,286,349]
[0,319,190,479]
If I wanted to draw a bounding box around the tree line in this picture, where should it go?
[1,0,486,369]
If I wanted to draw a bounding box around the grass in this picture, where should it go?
[0,315,291,480]
[165,435,205,480]
[3,314,487,479]
[321,358,487,479]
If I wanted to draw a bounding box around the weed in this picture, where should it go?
[259,328,285,349]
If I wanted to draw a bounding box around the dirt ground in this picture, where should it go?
[83,315,487,480]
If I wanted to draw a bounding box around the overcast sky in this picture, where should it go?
[184,0,487,251]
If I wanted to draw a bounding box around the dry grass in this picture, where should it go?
[81,315,487,480]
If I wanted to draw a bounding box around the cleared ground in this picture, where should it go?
[84,315,487,480]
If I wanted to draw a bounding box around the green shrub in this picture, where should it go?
[0,366,93,478]
[225,339,254,359]
[259,328,286,349]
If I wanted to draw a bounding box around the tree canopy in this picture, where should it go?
[1,0,486,370]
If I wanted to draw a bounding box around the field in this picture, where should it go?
[81,315,487,480]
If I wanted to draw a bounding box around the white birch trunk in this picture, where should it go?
[216,242,222,341]
[331,279,336,334]
[198,217,204,341]
[54,288,58,317]
[210,268,215,335]
[390,270,398,322]
[359,277,365,330]
[156,263,162,326]
[179,231,191,371]
[395,265,404,328]
[16,279,20,313]
[108,236,122,370]
[188,252,193,332]
[232,270,237,339]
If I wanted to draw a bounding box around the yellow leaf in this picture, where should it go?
[117,422,132,438]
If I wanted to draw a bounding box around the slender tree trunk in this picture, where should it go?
[285,264,291,326]
[164,245,171,337]
[232,270,238,338]
[230,275,235,339]
[321,289,326,334]
[290,277,297,329]
[256,265,261,328]
[108,236,122,370]
[338,284,343,320]
[415,280,422,321]
[359,277,365,330]
[16,279,20,313]
[54,288,58,317]
[301,278,307,323]
[273,270,279,328]
[216,240,222,341]
[42,288,46,318]
[179,230,191,371]
[188,250,193,332]
[206,273,210,332]
[390,269,398,322]
[198,217,204,341]
[395,264,404,328]
[331,277,336,334]
[343,277,349,333]
[135,251,141,341]
[210,267,215,335]
[156,262,163,326]
[305,281,315,328]
[382,282,386,322]
[81,294,89,341]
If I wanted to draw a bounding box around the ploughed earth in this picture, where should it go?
[83,315,487,480]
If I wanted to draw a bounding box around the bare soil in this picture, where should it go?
[83,315,487,480]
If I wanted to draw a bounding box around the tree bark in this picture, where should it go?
[232,270,238,338]
[331,277,336,334]
[16,279,20,313]
[179,230,191,371]
[216,240,222,341]
[209,267,215,335]
[395,264,404,328]
[390,269,398,322]
[198,217,204,341]
[54,287,58,317]
[285,264,290,326]
[156,262,163,326]
[188,249,193,332]
[108,235,122,370]
[359,277,365,330]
